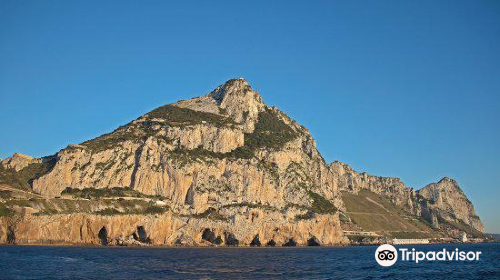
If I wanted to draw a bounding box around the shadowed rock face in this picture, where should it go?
[98,227,108,246]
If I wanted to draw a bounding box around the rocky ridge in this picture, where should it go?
[1,78,346,246]
[330,161,484,235]
[0,78,484,245]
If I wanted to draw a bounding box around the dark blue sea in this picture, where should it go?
[0,243,498,280]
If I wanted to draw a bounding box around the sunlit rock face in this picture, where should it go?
[1,153,41,172]
[331,161,484,234]
[1,78,483,246]
[418,177,484,232]
[0,212,348,246]
[3,78,346,246]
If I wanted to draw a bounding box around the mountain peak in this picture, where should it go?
[208,78,261,105]
[438,177,456,184]
[1,153,40,171]
[206,78,264,131]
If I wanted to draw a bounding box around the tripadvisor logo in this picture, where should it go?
[375,244,482,267]
[375,244,398,266]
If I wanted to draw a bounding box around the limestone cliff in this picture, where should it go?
[330,161,484,235]
[31,79,342,209]
[330,161,418,213]
[1,153,40,172]
[0,78,484,245]
[0,211,347,246]
[1,78,345,246]
[419,177,484,233]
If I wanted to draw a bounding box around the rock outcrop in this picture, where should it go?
[1,78,346,246]
[0,78,484,245]
[419,177,484,232]
[1,153,40,172]
[330,161,484,235]
[330,161,418,214]
[31,79,342,208]
[0,211,347,246]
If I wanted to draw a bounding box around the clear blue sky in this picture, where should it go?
[1,0,499,232]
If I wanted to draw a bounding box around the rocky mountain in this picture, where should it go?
[419,177,484,234]
[0,78,484,246]
[1,153,41,172]
[330,161,484,237]
[1,78,345,246]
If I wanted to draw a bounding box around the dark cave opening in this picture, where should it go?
[250,234,261,246]
[201,228,222,245]
[137,226,150,243]
[224,232,239,246]
[7,227,15,244]
[98,227,108,246]
[283,238,297,247]
[307,237,321,246]
[266,239,276,247]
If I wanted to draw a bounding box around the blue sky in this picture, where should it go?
[0,0,499,232]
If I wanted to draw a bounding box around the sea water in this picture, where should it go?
[0,243,498,279]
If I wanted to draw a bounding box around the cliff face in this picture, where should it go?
[0,78,484,245]
[419,177,484,233]
[1,78,345,246]
[0,211,347,246]
[1,153,40,172]
[32,79,342,210]
[330,161,418,214]
[330,161,484,235]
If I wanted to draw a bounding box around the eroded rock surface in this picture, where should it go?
[1,153,40,172]
[330,161,484,234]
[419,177,484,232]
[0,78,484,245]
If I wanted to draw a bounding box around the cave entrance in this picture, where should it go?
[283,238,297,247]
[98,227,108,246]
[202,228,216,243]
[266,239,276,247]
[224,232,239,246]
[250,235,261,246]
[7,227,15,244]
[201,228,222,245]
[307,237,320,246]
[137,226,150,243]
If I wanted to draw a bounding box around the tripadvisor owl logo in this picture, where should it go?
[375,244,398,266]
[375,244,482,267]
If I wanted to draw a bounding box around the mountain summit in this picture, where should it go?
[0,79,484,246]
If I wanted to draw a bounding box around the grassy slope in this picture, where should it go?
[342,190,442,238]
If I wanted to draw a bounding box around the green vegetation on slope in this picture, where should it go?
[2,197,168,216]
[146,104,235,127]
[61,187,164,200]
[80,125,141,153]
[0,203,14,217]
[169,107,301,163]
[342,190,441,238]
[244,108,299,150]
[308,191,337,214]
[0,158,56,190]
[82,105,235,153]
[437,216,485,238]
[93,205,168,216]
